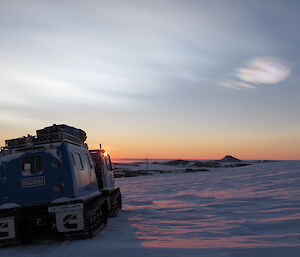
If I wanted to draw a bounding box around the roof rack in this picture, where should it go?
[36,124,86,141]
[4,124,87,149]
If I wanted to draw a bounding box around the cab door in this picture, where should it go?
[102,154,115,189]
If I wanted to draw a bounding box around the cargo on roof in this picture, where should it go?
[4,124,87,149]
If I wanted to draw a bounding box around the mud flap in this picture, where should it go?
[0,217,16,240]
[48,203,84,233]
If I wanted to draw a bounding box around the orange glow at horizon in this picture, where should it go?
[87,137,300,161]
[0,124,299,161]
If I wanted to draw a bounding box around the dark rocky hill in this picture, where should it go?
[220,155,241,162]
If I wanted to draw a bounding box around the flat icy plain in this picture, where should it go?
[1,161,300,257]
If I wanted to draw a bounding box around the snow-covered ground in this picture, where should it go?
[1,161,300,257]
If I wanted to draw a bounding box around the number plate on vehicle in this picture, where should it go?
[21,176,45,187]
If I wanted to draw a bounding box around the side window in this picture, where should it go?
[21,156,43,175]
[74,153,84,170]
[86,153,93,170]
[105,157,112,170]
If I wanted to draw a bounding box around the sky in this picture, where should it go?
[0,0,299,160]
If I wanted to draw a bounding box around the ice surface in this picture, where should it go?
[1,161,300,257]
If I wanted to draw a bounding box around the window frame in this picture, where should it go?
[21,155,43,176]
[74,152,84,171]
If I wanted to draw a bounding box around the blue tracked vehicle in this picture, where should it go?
[0,124,122,246]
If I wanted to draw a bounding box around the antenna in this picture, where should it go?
[146,153,150,170]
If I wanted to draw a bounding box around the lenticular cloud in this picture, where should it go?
[237,57,290,85]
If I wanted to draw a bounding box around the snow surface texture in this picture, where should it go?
[1,161,300,257]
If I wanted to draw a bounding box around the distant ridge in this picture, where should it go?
[163,159,191,166]
[220,155,241,162]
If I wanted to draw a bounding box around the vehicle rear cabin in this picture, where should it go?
[0,124,121,246]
